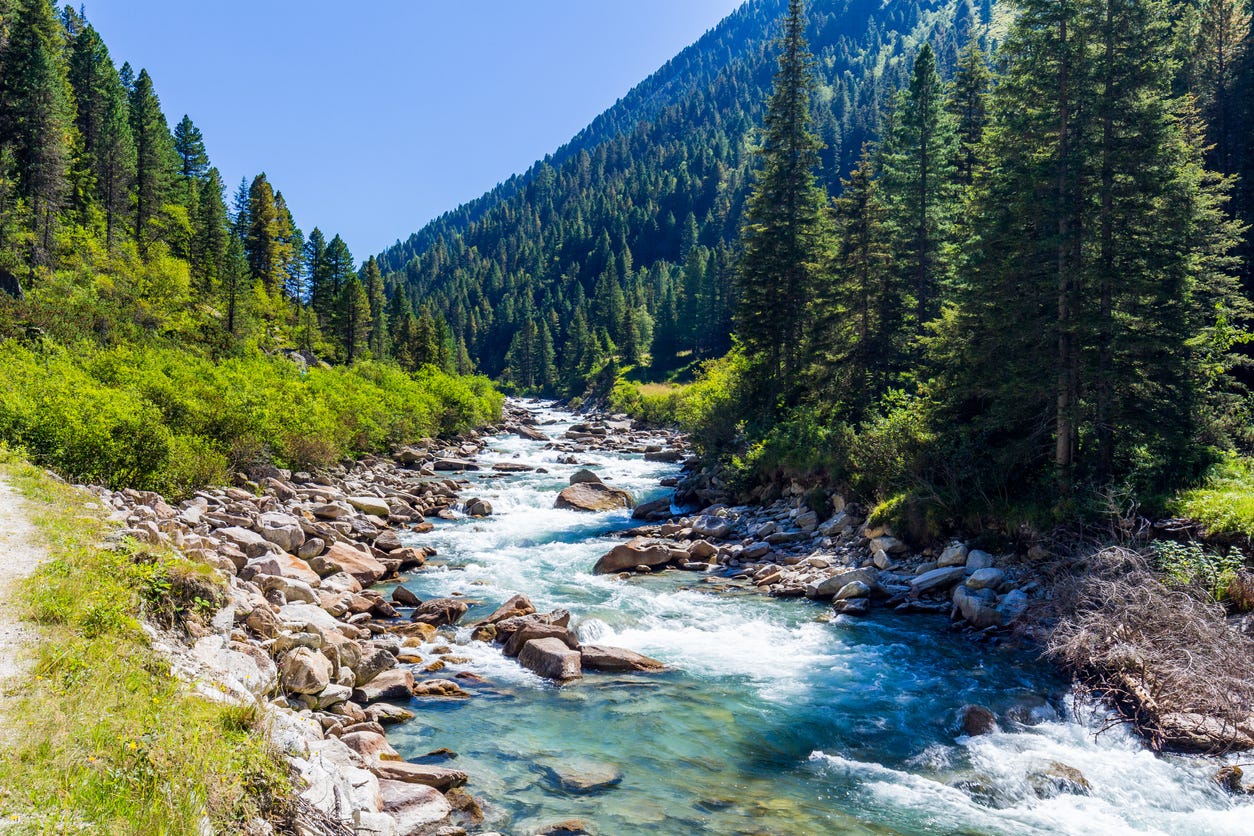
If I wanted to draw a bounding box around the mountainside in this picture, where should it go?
[378,0,992,393]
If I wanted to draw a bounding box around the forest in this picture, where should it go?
[0,0,500,494]
[385,0,1254,528]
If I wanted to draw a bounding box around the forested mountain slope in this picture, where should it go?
[379,0,993,392]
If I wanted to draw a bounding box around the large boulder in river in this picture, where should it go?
[477,593,536,625]
[378,780,453,833]
[503,623,579,657]
[632,496,673,521]
[592,537,675,574]
[581,645,667,673]
[569,469,602,485]
[309,541,387,584]
[556,482,634,512]
[352,668,415,704]
[410,597,468,627]
[371,760,468,791]
[518,637,583,682]
[807,567,877,599]
[953,585,1002,629]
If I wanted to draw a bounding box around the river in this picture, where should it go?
[387,401,1248,835]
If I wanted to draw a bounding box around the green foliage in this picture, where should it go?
[1173,456,1254,540]
[1148,539,1242,601]
[0,340,501,496]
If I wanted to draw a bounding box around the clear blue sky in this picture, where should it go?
[83,1,746,260]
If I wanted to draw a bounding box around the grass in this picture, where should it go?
[0,454,289,834]
[1173,455,1254,541]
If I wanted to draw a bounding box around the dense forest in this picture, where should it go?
[377,0,996,393]
[386,0,1254,525]
[0,0,499,494]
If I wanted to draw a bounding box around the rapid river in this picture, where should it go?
[388,402,1249,835]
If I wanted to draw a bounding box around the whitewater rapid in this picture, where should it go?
[386,401,1250,835]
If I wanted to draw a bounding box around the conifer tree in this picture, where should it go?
[734,0,832,400]
[192,167,229,295]
[172,115,209,181]
[129,68,174,254]
[362,256,388,360]
[245,173,279,289]
[880,43,958,332]
[319,234,354,328]
[0,0,75,271]
[948,41,992,188]
[338,275,372,364]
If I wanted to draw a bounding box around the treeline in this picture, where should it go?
[718,0,1252,523]
[0,0,461,373]
[378,0,990,394]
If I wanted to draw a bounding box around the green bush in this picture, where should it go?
[0,340,502,495]
[1148,540,1242,601]
[1173,455,1254,540]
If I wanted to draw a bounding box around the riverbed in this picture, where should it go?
[388,402,1248,835]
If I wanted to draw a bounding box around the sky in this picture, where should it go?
[83,1,746,260]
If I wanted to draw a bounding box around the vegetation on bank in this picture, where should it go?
[0,456,290,833]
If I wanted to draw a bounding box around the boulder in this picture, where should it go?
[258,512,306,552]
[216,526,270,558]
[687,540,718,561]
[355,646,399,687]
[340,730,400,762]
[834,580,871,601]
[374,529,403,552]
[321,571,362,595]
[518,637,582,682]
[280,647,333,695]
[966,549,996,570]
[592,537,673,574]
[556,482,634,512]
[411,679,471,698]
[503,623,579,657]
[580,645,666,673]
[1027,762,1092,798]
[937,543,969,568]
[569,469,602,485]
[870,536,907,556]
[478,593,535,625]
[911,566,967,594]
[378,780,453,833]
[310,541,387,584]
[466,498,493,517]
[371,761,468,791]
[644,449,682,463]
[631,496,673,520]
[258,574,319,605]
[347,496,391,517]
[965,568,1005,591]
[960,704,997,736]
[515,424,548,441]
[391,585,421,608]
[297,537,326,560]
[309,503,350,520]
[690,515,732,539]
[542,759,623,794]
[351,668,416,704]
[808,568,877,599]
[410,597,468,627]
[433,458,479,471]
[953,585,1002,629]
[833,598,870,616]
[996,589,1030,624]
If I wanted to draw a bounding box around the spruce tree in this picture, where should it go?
[172,115,209,181]
[734,0,831,400]
[192,167,229,295]
[245,173,279,289]
[338,276,372,364]
[362,256,388,360]
[129,68,174,254]
[948,41,992,188]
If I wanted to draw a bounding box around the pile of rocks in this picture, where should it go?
[87,436,511,836]
[601,481,1042,633]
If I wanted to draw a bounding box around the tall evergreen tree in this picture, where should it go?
[129,68,174,253]
[192,167,229,295]
[362,256,388,360]
[734,0,832,401]
[948,41,992,188]
[338,275,371,364]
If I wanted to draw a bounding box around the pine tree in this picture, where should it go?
[245,173,279,289]
[129,68,174,254]
[220,234,250,337]
[338,276,371,364]
[734,0,832,401]
[319,234,354,328]
[948,41,992,188]
[172,115,209,181]
[0,0,75,271]
[192,167,229,295]
[880,43,958,333]
[362,256,388,360]
[1193,0,1250,175]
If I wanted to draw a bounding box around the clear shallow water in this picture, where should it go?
[388,402,1250,835]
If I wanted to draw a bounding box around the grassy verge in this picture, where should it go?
[1173,455,1254,542]
[0,455,288,834]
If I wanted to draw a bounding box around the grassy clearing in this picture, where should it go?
[0,455,288,835]
[1173,455,1254,541]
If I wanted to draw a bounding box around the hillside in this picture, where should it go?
[378,0,990,393]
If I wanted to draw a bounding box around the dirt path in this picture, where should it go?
[0,474,45,732]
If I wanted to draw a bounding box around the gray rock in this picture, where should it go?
[351,668,415,704]
[1027,762,1091,798]
[580,645,666,672]
[834,580,872,600]
[378,779,453,833]
[808,567,877,599]
[542,759,623,794]
[833,598,870,616]
[911,566,967,593]
[355,646,398,687]
[996,589,1030,624]
[280,647,333,695]
[953,585,1002,629]
[965,568,1005,591]
[569,469,602,485]
[870,536,907,556]
[347,496,391,517]
[556,482,634,512]
[966,549,996,570]
[297,537,326,560]
[391,584,421,608]
[518,637,582,681]
[410,597,468,627]
[937,543,969,568]
[593,538,674,574]
[371,760,468,791]
[258,512,305,552]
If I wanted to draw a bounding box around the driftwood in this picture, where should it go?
[1046,547,1254,754]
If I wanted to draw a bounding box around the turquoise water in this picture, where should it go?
[388,403,1249,835]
